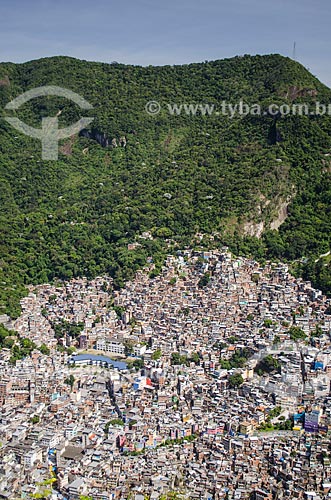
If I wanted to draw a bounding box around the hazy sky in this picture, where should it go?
[1,0,330,87]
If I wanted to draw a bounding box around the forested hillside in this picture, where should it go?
[0,54,331,317]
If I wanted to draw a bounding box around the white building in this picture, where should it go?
[96,338,125,355]
[24,447,43,468]
[133,344,147,356]
[65,423,78,439]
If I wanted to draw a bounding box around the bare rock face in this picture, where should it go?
[60,135,76,156]
[242,196,291,239]
[243,221,265,238]
[282,85,318,100]
[0,75,10,87]
[79,130,127,149]
[79,129,111,148]
[270,199,290,231]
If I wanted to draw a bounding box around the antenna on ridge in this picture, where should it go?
[292,41,296,61]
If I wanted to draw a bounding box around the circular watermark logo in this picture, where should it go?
[145,100,161,116]
[4,85,94,160]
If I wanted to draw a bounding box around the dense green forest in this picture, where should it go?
[0,54,331,317]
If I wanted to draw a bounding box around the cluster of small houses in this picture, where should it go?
[1,249,331,499]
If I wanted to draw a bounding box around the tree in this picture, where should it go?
[220,347,250,369]
[152,348,162,360]
[30,478,56,499]
[0,324,13,346]
[105,419,124,433]
[220,359,231,370]
[275,418,293,431]
[255,355,281,375]
[288,326,307,341]
[41,308,48,317]
[227,336,238,344]
[64,374,75,390]
[124,340,134,356]
[53,320,84,341]
[189,352,200,364]
[159,492,187,500]
[311,325,323,337]
[171,353,189,366]
[113,305,126,319]
[3,337,14,349]
[133,358,144,370]
[273,335,281,345]
[268,406,282,418]
[198,273,210,288]
[129,419,137,429]
[30,415,40,424]
[39,343,50,356]
[228,373,244,388]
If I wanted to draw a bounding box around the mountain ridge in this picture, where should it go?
[0,53,331,317]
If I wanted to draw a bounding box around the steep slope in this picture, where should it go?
[0,54,331,316]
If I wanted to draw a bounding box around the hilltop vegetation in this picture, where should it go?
[0,54,331,316]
